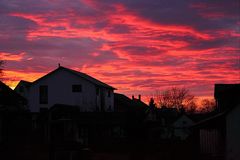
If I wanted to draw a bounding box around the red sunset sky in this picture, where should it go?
[0,0,239,102]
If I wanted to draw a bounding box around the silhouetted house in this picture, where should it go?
[114,93,148,113]
[214,84,240,112]
[145,107,180,141]
[15,66,115,112]
[0,81,26,111]
[114,93,148,141]
[193,84,240,160]
[172,114,195,140]
[14,80,31,101]
[0,81,30,154]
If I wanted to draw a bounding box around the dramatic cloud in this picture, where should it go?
[0,0,239,102]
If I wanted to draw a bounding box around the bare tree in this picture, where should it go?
[154,87,196,111]
[199,98,216,113]
[0,60,4,79]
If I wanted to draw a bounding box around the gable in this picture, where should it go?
[31,68,90,87]
[31,66,115,89]
[173,115,195,127]
[0,81,26,106]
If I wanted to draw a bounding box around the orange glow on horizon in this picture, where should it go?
[1,0,239,106]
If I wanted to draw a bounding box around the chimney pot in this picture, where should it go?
[132,95,134,100]
[138,94,141,101]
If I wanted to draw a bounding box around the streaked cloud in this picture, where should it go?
[0,0,239,101]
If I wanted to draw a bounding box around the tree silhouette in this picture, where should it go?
[154,87,196,111]
[0,60,4,79]
[149,98,156,108]
[199,98,216,113]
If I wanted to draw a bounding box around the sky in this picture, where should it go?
[0,0,239,102]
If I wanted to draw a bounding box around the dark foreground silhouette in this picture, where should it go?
[0,81,239,160]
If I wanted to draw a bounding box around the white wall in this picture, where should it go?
[173,115,195,140]
[226,104,240,160]
[27,69,113,112]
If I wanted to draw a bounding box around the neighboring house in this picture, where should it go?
[192,83,240,160]
[0,81,26,111]
[15,66,115,112]
[172,114,195,140]
[114,93,148,113]
[14,80,31,101]
[214,84,240,112]
[0,81,28,145]
[225,104,240,160]
[145,107,179,141]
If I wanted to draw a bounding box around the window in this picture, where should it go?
[39,85,48,104]
[72,85,82,92]
[96,88,100,95]
[108,90,111,97]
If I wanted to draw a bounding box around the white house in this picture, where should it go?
[172,114,195,140]
[15,66,115,112]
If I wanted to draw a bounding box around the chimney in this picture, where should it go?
[132,95,134,100]
[58,63,61,68]
[138,94,141,101]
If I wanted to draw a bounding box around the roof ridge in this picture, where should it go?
[29,66,115,89]
[60,66,115,89]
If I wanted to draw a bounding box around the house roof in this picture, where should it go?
[17,66,116,89]
[192,104,240,128]
[15,80,32,89]
[20,80,32,87]
[114,93,148,112]
[61,66,115,89]
[214,84,240,99]
[214,83,240,111]
[0,81,27,111]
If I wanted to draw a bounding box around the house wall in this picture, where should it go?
[173,115,195,140]
[226,104,240,160]
[27,69,113,112]
[0,117,2,143]
[15,83,30,103]
[199,129,223,155]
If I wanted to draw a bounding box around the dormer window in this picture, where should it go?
[72,85,82,92]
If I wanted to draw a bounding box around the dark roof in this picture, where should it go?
[30,66,115,89]
[192,104,240,128]
[0,81,27,111]
[214,84,240,99]
[214,84,240,111]
[114,93,148,112]
[20,80,32,86]
[188,111,218,123]
[155,108,179,124]
[15,80,32,89]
